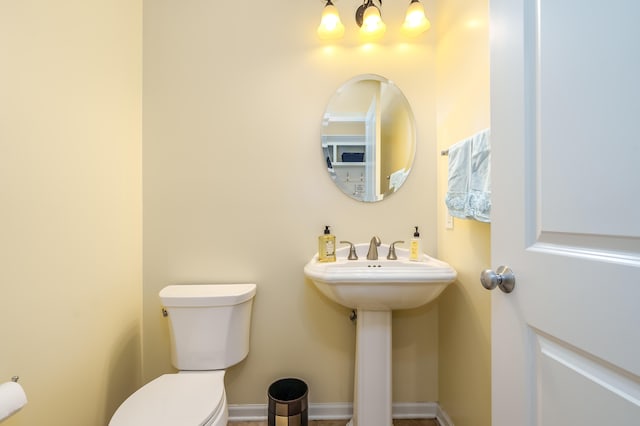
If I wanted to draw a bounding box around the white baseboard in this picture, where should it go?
[228,402,453,425]
[227,403,268,421]
[436,404,454,426]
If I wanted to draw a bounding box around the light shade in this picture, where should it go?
[402,0,431,37]
[359,4,386,41]
[317,1,345,40]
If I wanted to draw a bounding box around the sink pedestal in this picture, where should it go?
[304,243,458,426]
[347,309,393,426]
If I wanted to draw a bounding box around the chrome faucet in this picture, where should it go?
[366,236,381,260]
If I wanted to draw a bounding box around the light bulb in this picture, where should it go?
[402,0,431,37]
[317,1,345,40]
[359,5,386,41]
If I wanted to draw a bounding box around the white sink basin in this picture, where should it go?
[304,242,457,426]
[304,243,457,310]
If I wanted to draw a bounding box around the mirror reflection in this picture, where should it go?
[322,74,416,202]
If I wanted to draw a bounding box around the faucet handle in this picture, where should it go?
[387,240,405,260]
[340,241,359,260]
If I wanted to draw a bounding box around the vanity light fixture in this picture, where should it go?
[402,0,431,37]
[317,0,345,40]
[357,0,386,41]
[317,0,430,41]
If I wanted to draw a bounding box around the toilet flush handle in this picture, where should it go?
[161,308,168,317]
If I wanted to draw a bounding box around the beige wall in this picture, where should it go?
[0,1,142,425]
[143,0,439,405]
[435,0,492,425]
[1,1,493,424]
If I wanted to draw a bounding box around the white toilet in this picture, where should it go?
[109,283,257,426]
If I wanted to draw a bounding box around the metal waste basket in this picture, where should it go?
[268,378,308,426]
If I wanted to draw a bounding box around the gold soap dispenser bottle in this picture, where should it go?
[318,225,336,262]
[409,226,422,261]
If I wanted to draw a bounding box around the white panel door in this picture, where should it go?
[490,0,640,425]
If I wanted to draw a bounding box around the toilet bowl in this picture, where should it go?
[109,283,256,426]
[109,371,227,426]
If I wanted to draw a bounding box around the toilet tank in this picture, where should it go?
[159,283,256,370]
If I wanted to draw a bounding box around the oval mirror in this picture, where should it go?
[321,74,416,202]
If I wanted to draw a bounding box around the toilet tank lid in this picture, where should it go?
[159,283,256,307]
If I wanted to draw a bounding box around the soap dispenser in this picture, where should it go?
[409,226,422,261]
[318,225,336,262]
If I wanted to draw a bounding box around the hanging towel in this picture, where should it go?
[467,129,491,222]
[444,138,472,219]
[388,168,408,192]
[445,129,491,222]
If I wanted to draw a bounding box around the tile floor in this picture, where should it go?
[229,420,438,426]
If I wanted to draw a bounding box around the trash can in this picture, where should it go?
[268,378,308,426]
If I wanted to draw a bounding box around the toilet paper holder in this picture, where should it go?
[11,376,19,383]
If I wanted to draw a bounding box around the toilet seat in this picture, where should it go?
[109,371,226,426]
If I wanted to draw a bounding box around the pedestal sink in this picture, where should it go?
[304,243,457,426]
